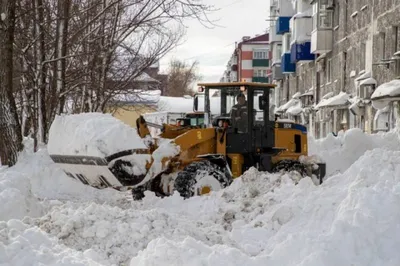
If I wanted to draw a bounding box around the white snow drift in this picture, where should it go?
[1,113,400,266]
[48,113,147,157]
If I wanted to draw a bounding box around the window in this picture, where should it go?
[393,26,399,54]
[360,42,366,70]
[253,50,268,59]
[312,1,333,30]
[254,69,267,77]
[326,59,332,82]
[294,134,301,153]
[342,51,347,89]
[312,3,318,30]
[282,33,291,52]
[334,2,340,27]
[379,32,386,59]
[273,43,282,61]
[319,10,333,28]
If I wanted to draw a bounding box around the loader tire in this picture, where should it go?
[174,160,232,199]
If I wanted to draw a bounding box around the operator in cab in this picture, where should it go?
[230,93,248,132]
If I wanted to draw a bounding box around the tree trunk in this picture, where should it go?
[35,0,47,143]
[55,0,70,115]
[0,0,23,166]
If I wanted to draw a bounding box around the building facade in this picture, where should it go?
[221,34,271,83]
[269,0,400,138]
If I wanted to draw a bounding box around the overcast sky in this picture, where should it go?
[159,0,271,84]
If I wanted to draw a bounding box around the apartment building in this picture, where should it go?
[269,0,400,138]
[220,34,271,83]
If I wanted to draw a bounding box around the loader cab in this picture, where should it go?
[194,82,276,154]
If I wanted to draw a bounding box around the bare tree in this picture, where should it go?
[0,0,217,162]
[165,58,201,97]
[0,0,23,166]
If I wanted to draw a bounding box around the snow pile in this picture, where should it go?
[48,112,147,157]
[128,148,400,266]
[308,127,400,176]
[0,170,43,221]
[0,219,101,266]
[3,114,400,265]
[130,236,268,266]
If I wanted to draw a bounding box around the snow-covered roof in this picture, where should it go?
[134,72,160,83]
[360,77,377,86]
[355,71,371,81]
[323,92,334,99]
[371,79,400,110]
[114,90,161,104]
[286,101,303,116]
[300,89,314,97]
[371,79,400,100]
[276,98,299,113]
[292,92,301,99]
[292,8,312,19]
[315,92,350,109]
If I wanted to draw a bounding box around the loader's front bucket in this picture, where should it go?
[49,149,152,191]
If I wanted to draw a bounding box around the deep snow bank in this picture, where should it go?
[0,219,101,265]
[127,148,400,266]
[2,115,400,266]
[308,127,400,176]
[47,112,147,157]
[0,137,128,222]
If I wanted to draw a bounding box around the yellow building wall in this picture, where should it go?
[106,104,157,128]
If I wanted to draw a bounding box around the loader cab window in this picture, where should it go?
[230,93,249,133]
[253,90,265,125]
[190,117,204,126]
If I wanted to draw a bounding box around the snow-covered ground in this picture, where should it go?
[2,117,400,265]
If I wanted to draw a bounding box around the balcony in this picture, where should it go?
[272,64,283,80]
[290,41,315,63]
[281,53,295,73]
[252,77,269,83]
[310,1,333,54]
[269,23,282,43]
[276,17,291,35]
[252,59,269,67]
[311,29,332,54]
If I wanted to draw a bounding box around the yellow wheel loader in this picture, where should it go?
[49,82,326,200]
